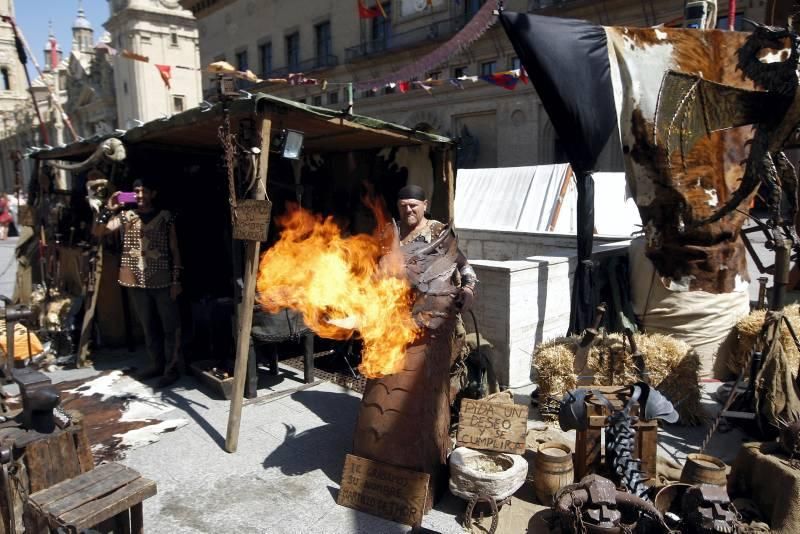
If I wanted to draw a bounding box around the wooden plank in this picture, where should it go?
[574,428,602,481]
[43,467,142,519]
[337,454,429,527]
[456,399,528,455]
[58,477,156,530]
[71,425,95,473]
[588,415,658,428]
[225,116,271,453]
[29,463,128,508]
[52,430,82,483]
[25,438,55,494]
[114,508,132,534]
[131,502,143,534]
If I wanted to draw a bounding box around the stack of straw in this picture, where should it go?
[533,333,703,425]
[723,307,800,377]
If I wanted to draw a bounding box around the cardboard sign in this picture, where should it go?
[456,398,529,455]
[233,199,272,241]
[18,205,34,227]
[337,454,429,527]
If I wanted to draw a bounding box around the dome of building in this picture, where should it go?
[73,6,92,31]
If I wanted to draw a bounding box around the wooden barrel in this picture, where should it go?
[534,442,574,505]
[680,453,727,486]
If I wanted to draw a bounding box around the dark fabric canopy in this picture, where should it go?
[499,11,618,334]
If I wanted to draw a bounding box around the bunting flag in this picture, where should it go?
[397,81,410,93]
[480,72,519,90]
[519,66,529,84]
[358,0,381,19]
[121,49,149,62]
[155,64,171,89]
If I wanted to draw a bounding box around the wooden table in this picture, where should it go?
[25,462,156,533]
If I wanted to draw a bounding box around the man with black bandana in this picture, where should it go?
[94,177,182,388]
[395,184,477,315]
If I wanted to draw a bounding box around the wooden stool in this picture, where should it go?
[573,386,658,481]
[25,462,156,533]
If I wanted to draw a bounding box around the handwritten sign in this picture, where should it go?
[456,398,529,455]
[337,454,429,527]
[233,199,272,241]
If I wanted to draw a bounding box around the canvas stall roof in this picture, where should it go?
[30,93,452,162]
[455,165,641,237]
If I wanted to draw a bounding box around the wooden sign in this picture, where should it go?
[18,205,34,227]
[456,398,529,455]
[337,454,429,527]
[233,199,272,241]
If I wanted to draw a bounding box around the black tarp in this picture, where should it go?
[499,11,618,333]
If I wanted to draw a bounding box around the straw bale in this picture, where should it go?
[532,333,703,425]
[724,307,800,377]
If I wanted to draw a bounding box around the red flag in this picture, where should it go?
[155,64,171,89]
[49,37,58,70]
[358,0,380,18]
[397,81,410,93]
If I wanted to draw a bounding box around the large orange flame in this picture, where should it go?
[255,204,418,378]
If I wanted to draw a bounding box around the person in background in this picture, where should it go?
[0,193,13,240]
[94,177,182,387]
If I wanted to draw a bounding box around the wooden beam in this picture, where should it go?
[225,117,271,453]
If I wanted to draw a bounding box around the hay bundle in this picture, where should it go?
[724,307,800,377]
[532,333,703,425]
[532,337,579,419]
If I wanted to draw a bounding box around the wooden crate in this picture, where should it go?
[573,386,658,482]
[190,360,234,399]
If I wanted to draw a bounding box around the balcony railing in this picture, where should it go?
[268,55,339,78]
[345,14,468,63]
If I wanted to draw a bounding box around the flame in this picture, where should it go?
[255,203,418,378]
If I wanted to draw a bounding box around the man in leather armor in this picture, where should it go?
[95,177,182,387]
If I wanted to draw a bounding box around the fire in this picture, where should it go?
[255,203,419,378]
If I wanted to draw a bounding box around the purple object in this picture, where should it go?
[118,192,137,205]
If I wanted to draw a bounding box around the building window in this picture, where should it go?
[312,95,322,106]
[510,56,521,70]
[315,22,332,64]
[140,33,151,43]
[123,81,128,94]
[170,32,179,47]
[372,2,391,46]
[427,71,441,80]
[453,66,468,78]
[259,42,272,77]
[328,91,339,105]
[286,32,300,72]
[465,0,485,18]
[236,50,248,72]
[173,95,185,113]
[1,68,9,91]
[480,61,496,76]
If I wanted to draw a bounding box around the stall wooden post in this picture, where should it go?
[225,117,271,453]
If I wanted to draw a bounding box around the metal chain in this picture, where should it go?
[218,107,238,226]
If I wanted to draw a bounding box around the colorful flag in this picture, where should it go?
[155,64,171,88]
[449,78,464,90]
[480,73,519,90]
[358,0,380,18]
[519,66,529,84]
[397,81,410,93]
[414,80,433,94]
[122,49,149,62]
[376,0,387,18]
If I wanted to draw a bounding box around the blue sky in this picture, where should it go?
[14,0,109,77]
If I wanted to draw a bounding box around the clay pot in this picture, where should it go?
[449,447,528,502]
[680,453,727,486]
[534,441,574,505]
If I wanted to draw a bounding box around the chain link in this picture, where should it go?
[218,107,239,226]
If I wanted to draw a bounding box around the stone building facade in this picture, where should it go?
[105,0,203,128]
[180,0,772,171]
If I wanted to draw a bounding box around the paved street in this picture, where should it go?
[0,237,756,532]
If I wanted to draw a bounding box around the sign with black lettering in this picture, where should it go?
[233,199,272,241]
[456,398,529,455]
[337,454,429,527]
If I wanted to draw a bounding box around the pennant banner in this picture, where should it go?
[121,49,149,62]
[155,64,171,89]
